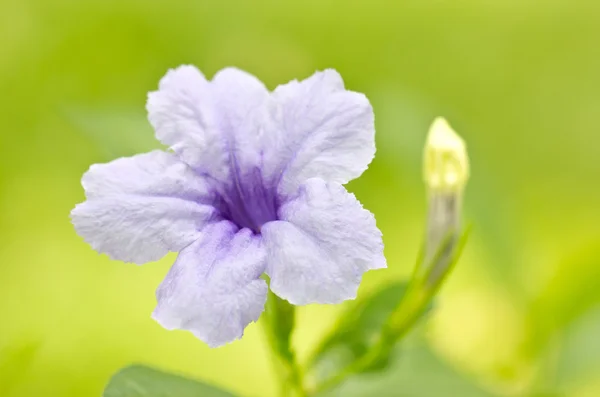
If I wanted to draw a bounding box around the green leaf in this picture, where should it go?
[307,281,431,382]
[316,343,498,397]
[103,365,239,397]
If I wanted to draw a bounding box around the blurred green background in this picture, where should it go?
[1,0,599,396]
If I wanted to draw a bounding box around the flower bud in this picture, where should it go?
[423,117,469,193]
[422,118,470,285]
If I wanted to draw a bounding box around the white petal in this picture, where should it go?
[147,66,271,181]
[71,196,217,264]
[153,221,268,347]
[264,70,376,196]
[71,151,218,264]
[147,65,229,179]
[261,178,386,305]
[81,150,214,202]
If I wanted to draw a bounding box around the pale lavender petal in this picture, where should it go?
[153,221,268,347]
[147,65,229,179]
[147,66,271,182]
[211,67,270,166]
[81,150,215,203]
[71,151,219,264]
[264,70,376,196]
[261,178,386,305]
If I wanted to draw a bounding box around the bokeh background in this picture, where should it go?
[1,0,599,396]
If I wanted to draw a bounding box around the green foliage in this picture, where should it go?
[305,228,469,392]
[103,365,238,397]
[263,289,296,364]
[262,289,306,397]
[307,282,429,383]
[316,344,498,397]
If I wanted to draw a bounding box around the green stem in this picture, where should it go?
[262,289,307,397]
[308,278,427,395]
[307,338,386,395]
[310,228,471,395]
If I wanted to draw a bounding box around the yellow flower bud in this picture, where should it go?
[423,117,470,193]
[420,117,470,284]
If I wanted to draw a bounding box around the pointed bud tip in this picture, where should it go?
[423,117,470,192]
[427,118,465,150]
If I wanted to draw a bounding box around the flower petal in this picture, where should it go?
[211,68,269,155]
[81,150,215,202]
[264,69,376,196]
[147,66,270,181]
[71,151,219,264]
[209,67,272,197]
[261,178,385,305]
[153,221,268,347]
[147,65,228,179]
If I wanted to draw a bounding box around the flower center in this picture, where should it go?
[218,166,278,234]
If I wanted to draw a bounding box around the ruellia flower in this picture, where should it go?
[71,66,386,347]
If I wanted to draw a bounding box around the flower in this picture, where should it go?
[71,66,386,347]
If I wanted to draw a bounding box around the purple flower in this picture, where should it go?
[71,66,386,347]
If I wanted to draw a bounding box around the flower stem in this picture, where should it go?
[262,289,307,397]
[307,278,427,395]
[309,228,470,395]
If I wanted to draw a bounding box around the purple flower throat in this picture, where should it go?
[217,165,278,234]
